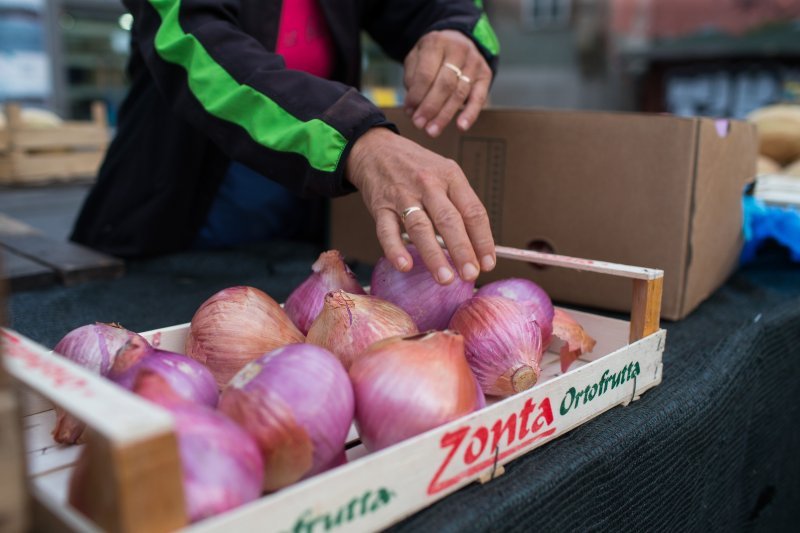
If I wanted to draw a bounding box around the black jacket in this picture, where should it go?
[71,0,499,257]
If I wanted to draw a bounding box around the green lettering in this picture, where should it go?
[359,491,372,517]
[588,383,598,401]
[582,385,592,404]
[323,508,346,531]
[633,362,641,377]
[293,510,313,533]
[346,498,359,521]
[610,370,621,389]
[599,370,610,394]
[560,388,576,415]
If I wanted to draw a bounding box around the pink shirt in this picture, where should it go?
[275,0,335,79]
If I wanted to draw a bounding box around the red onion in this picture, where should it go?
[218,343,354,492]
[68,372,264,523]
[306,290,418,370]
[284,250,366,334]
[552,308,597,373]
[370,244,475,331]
[449,296,543,397]
[350,331,484,451]
[185,286,305,388]
[51,323,150,444]
[112,348,219,407]
[475,278,554,347]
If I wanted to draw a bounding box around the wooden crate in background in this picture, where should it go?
[0,102,108,185]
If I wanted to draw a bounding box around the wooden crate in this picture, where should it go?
[0,103,108,185]
[1,247,665,532]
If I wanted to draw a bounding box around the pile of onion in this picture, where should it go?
[284,250,366,334]
[370,245,474,331]
[184,286,304,387]
[449,296,543,397]
[218,344,354,492]
[350,331,484,451]
[51,323,150,443]
[69,372,264,523]
[306,290,418,369]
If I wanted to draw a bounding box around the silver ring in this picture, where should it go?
[443,62,463,78]
[400,206,424,222]
[458,74,472,84]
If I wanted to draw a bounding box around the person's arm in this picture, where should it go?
[123,0,391,198]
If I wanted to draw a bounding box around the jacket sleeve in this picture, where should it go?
[361,0,500,76]
[123,0,393,198]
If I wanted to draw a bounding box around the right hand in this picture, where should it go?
[345,127,496,284]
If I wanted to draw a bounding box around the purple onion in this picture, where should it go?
[53,323,148,376]
[112,348,219,407]
[450,296,543,397]
[370,245,475,331]
[476,278,555,347]
[81,372,264,523]
[285,250,366,335]
[52,323,150,444]
[219,344,354,492]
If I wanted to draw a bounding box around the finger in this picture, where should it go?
[402,51,420,115]
[374,208,413,272]
[456,70,491,132]
[412,62,465,137]
[404,47,445,122]
[401,202,455,285]
[422,187,481,281]
[448,178,496,272]
[425,68,474,137]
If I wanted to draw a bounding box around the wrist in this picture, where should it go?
[346,127,396,190]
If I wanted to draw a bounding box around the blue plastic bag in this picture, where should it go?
[741,195,800,264]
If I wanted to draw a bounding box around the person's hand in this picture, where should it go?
[403,29,492,138]
[346,127,496,284]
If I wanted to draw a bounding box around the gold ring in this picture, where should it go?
[458,74,472,84]
[443,62,463,78]
[400,206,424,222]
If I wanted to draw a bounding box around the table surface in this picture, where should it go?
[7,241,800,532]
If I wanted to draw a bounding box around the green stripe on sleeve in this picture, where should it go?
[473,13,500,56]
[149,0,347,173]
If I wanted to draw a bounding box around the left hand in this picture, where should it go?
[403,30,493,138]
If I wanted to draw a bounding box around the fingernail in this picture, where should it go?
[462,262,479,280]
[397,256,409,270]
[413,116,426,129]
[481,255,495,271]
[458,118,470,130]
[437,266,454,284]
[426,123,440,137]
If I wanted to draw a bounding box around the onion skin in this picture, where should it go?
[552,308,597,373]
[68,372,264,524]
[350,331,483,452]
[218,344,354,492]
[185,286,305,388]
[475,278,554,347]
[285,250,366,335]
[51,323,150,444]
[306,290,418,370]
[112,348,219,407]
[370,245,475,331]
[449,296,543,397]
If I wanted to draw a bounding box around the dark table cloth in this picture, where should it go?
[8,242,800,532]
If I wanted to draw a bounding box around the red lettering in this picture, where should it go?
[518,399,535,439]
[491,414,516,451]
[428,397,558,496]
[427,427,469,495]
[464,427,488,464]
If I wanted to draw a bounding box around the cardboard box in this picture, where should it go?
[330,108,758,320]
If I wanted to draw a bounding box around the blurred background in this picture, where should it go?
[3,0,800,124]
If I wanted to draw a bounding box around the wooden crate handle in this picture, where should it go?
[1,329,186,532]
[401,235,664,343]
[492,246,664,343]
